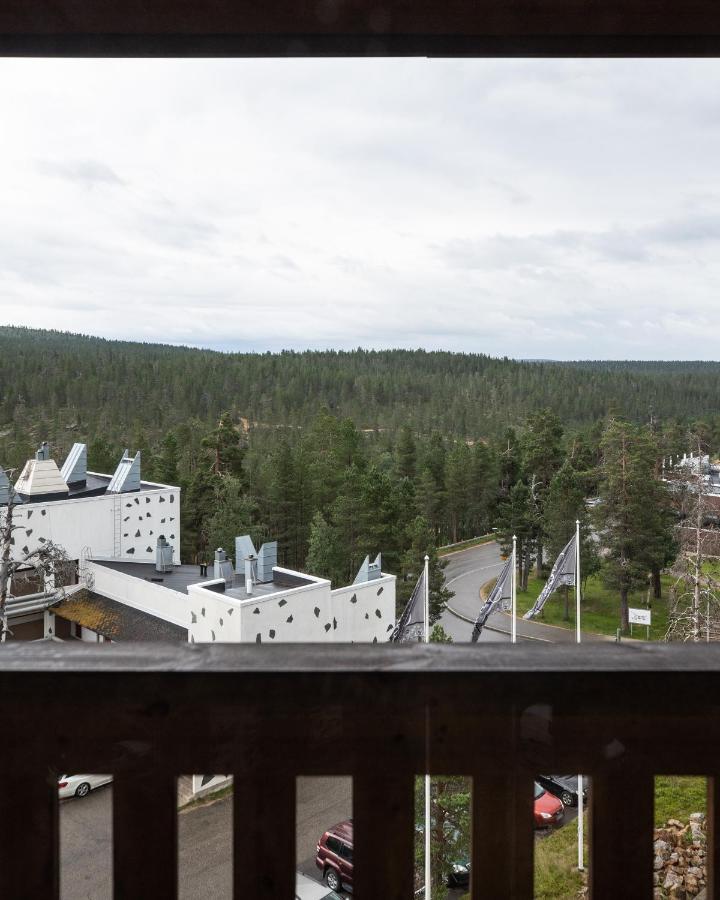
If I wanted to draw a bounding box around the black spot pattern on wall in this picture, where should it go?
[161,518,166,524]
[350,593,357,603]
[286,615,294,623]
[191,612,197,624]
[149,531,153,536]
[159,496,166,503]
[211,630,216,641]
[386,624,394,632]
[377,587,384,595]
[269,629,276,639]
[219,618,223,627]
[375,609,382,618]
[227,608,234,615]
[126,548,135,555]
[146,497,151,504]
[314,607,320,618]
[146,512,151,518]
[126,503,132,508]
[146,547,152,553]
[333,617,337,630]
[123,533,128,538]
[278,598,287,607]
[253,607,260,615]
[38,536,46,543]
[201,608,205,617]
[170,534,175,539]
[170,517,175,522]
[124,516,130,522]
[139,516,143,521]
[373,637,378,644]
[190,634,195,643]
[135,529,141,538]
[41,509,46,516]
[170,495,175,503]
[364,612,369,619]
[134,498,140,505]
[22,545,28,555]
[27,510,32,519]
[256,633,261,643]
[25,529,32,537]
[324,623,331,632]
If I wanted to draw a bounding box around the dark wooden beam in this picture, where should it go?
[2,1,720,57]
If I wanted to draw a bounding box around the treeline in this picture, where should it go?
[5,327,720,455]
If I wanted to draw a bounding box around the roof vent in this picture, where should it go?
[155,535,174,573]
[234,535,257,574]
[256,541,277,583]
[214,548,234,584]
[14,457,69,499]
[61,442,87,486]
[108,450,141,493]
[35,441,51,461]
[353,552,382,585]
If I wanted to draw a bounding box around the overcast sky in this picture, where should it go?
[1,58,720,359]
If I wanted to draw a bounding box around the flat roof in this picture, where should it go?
[93,560,314,599]
[52,589,187,642]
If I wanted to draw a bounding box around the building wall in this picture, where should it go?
[187,568,396,644]
[85,560,188,628]
[1,481,181,567]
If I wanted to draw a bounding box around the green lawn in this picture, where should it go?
[511,573,672,640]
[439,534,496,555]
[655,776,706,824]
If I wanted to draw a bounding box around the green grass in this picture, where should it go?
[439,534,496,555]
[655,776,706,824]
[511,573,672,640]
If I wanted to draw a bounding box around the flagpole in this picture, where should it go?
[424,554,431,900]
[575,519,584,873]
[511,535,517,644]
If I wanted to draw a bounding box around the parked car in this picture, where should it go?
[58,774,113,799]
[533,781,564,828]
[446,859,470,888]
[316,820,353,892]
[536,774,588,808]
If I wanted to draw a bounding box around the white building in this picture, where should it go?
[1,442,396,645]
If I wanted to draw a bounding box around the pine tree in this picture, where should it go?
[521,409,564,576]
[495,480,536,591]
[396,425,417,480]
[305,511,344,586]
[400,515,453,624]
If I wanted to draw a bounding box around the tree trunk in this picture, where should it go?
[652,566,662,600]
[535,539,543,578]
[620,585,629,633]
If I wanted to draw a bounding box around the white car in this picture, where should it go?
[58,774,113,799]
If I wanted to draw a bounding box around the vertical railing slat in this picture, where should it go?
[233,773,296,899]
[471,771,534,899]
[591,772,654,899]
[0,767,58,898]
[353,773,414,899]
[113,771,178,899]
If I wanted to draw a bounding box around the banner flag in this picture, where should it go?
[390,571,426,642]
[471,556,513,642]
[523,534,577,620]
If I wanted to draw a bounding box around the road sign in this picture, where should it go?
[629,608,651,626]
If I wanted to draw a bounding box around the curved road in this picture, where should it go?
[440,540,609,644]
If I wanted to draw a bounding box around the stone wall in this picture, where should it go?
[654,814,707,899]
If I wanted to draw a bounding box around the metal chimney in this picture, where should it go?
[155,535,174,573]
[36,441,50,461]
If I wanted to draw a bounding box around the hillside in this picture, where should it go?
[2,327,720,459]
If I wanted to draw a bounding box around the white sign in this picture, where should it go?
[629,608,651,626]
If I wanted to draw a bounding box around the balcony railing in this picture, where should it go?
[1,641,719,898]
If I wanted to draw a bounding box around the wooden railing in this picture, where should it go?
[1,641,720,898]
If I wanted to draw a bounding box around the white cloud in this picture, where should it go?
[1,58,720,359]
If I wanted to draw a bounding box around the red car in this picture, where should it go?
[534,781,564,827]
[316,820,353,892]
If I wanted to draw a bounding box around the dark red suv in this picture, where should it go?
[316,819,353,892]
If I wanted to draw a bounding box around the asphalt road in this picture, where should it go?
[60,777,352,900]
